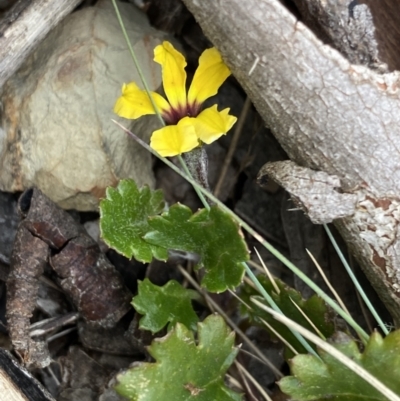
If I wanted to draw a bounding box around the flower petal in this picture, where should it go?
[150,117,199,157]
[154,42,187,112]
[193,105,237,144]
[114,82,170,119]
[187,48,231,107]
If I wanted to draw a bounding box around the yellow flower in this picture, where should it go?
[114,41,237,157]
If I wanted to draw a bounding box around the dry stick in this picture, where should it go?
[232,362,257,401]
[45,365,60,387]
[229,282,299,353]
[225,373,243,391]
[238,348,273,368]
[177,265,283,378]
[259,318,298,355]
[289,298,326,340]
[305,248,350,315]
[30,313,78,337]
[228,288,253,311]
[247,258,286,275]
[0,0,82,89]
[235,361,274,401]
[214,96,252,197]
[254,247,280,294]
[228,287,299,354]
[46,327,77,343]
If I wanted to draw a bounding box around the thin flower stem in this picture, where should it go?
[112,120,319,350]
[177,155,210,210]
[115,121,315,353]
[243,263,319,358]
[242,235,369,344]
[113,120,370,343]
[182,147,212,194]
[112,1,213,211]
[111,0,165,127]
[323,224,389,335]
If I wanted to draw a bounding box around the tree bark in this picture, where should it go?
[362,0,400,71]
[0,0,83,89]
[182,0,400,324]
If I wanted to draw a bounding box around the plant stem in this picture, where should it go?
[182,147,211,193]
[178,155,211,210]
[324,224,389,335]
[115,121,370,343]
[244,262,319,358]
[181,147,214,208]
[111,0,165,127]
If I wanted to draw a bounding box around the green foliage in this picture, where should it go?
[145,204,249,292]
[100,180,248,293]
[240,276,335,355]
[279,330,400,400]
[115,314,242,401]
[132,279,199,333]
[100,180,167,262]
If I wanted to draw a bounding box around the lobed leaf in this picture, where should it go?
[144,204,249,292]
[115,314,242,401]
[132,278,199,333]
[279,330,400,400]
[240,275,335,356]
[99,180,168,262]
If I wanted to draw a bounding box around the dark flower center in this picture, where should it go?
[162,101,201,125]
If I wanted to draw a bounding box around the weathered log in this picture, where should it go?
[0,0,82,89]
[363,0,400,71]
[182,0,400,324]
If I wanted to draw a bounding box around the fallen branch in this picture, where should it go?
[182,0,400,324]
[0,0,82,89]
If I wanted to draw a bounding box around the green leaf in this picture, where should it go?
[132,279,199,333]
[279,330,400,401]
[99,180,168,262]
[115,314,242,401]
[144,204,249,292]
[240,276,335,356]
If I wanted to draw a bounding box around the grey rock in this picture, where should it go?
[0,0,167,210]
